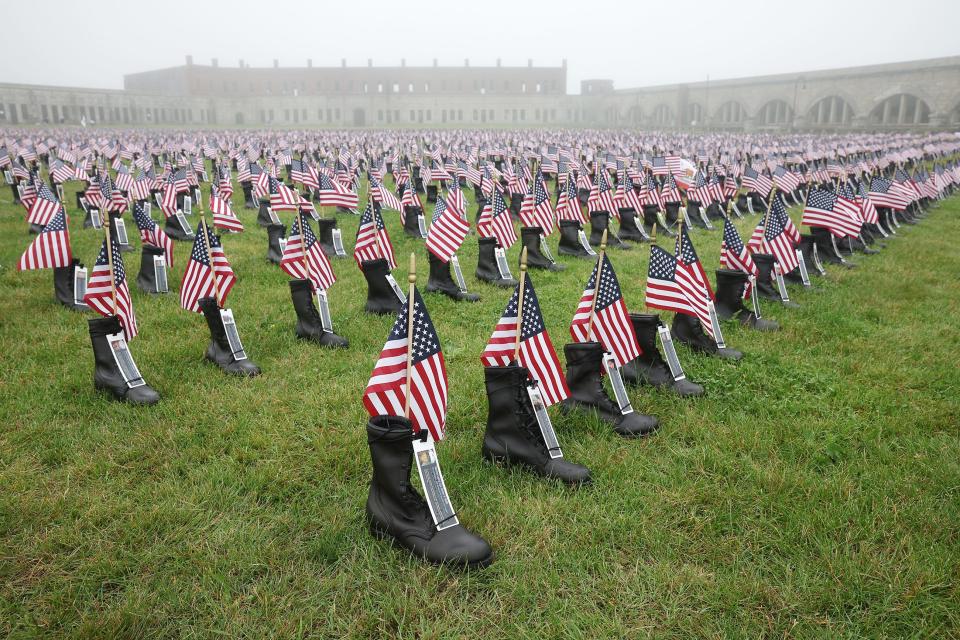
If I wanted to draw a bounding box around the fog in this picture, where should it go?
[1,0,958,93]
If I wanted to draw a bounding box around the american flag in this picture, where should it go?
[114,164,133,193]
[569,253,640,368]
[587,166,617,216]
[869,176,910,210]
[689,170,713,204]
[802,188,863,237]
[280,214,336,291]
[268,175,298,211]
[666,155,683,176]
[179,222,237,312]
[84,235,138,340]
[217,165,234,200]
[446,179,467,220]
[18,207,72,270]
[651,156,669,176]
[519,168,555,234]
[642,174,665,210]
[742,166,773,196]
[660,173,682,204]
[290,158,310,185]
[556,172,585,223]
[131,169,152,202]
[317,172,359,208]
[160,175,178,218]
[855,180,880,225]
[645,245,695,316]
[132,201,174,267]
[51,160,75,185]
[363,288,449,442]
[26,182,61,226]
[720,216,759,284]
[760,197,800,273]
[210,188,244,232]
[675,231,716,339]
[354,202,397,269]
[101,172,127,212]
[772,166,800,193]
[476,188,517,249]
[425,193,469,263]
[480,277,569,406]
[369,173,403,212]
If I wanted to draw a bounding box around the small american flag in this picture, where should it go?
[180,222,237,312]
[317,172,359,208]
[675,231,716,339]
[720,216,759,284]
[132,201,174,267]
[476,189,517,249]
[210,188,244,232]
[481,277,569,406]
[556,172,585,223]
[519,168,555,234]
[569,253,640,368]
[742,166,773,196]
[369,173,403,212]
[645,245,695,316]
[802,188,863,237]
[84,235,138,340]
[363,288,449,441]
[772,166,800,193]
[587,166,617,216]
[868,176,910,210]
[26,182,61,226]
[280,214,336,291]
[354,202,397,269]
[425,193,469,263]
[18,207,72,270]
[268,175,298,211]
[761,197,800,273]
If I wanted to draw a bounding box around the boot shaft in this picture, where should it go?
[628,313,661,359]
[714,269,749,318]
[289,278,321,326]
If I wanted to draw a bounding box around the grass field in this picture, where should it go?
[1,173,958,638]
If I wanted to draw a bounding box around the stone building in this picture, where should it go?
[1,55,958,130]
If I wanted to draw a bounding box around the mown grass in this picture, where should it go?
[0,169,958,638]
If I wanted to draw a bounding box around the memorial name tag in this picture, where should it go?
[114,217,129,246]
[417,214,427,238]
[494,247,514,280]
[526,384,563,459]
[316,290,333,332]
[107,332,146,388]
[796,250,811,286]
[73,266,88,306]
[153,255,168,293]
[602,353,634,415]
[331,228,346,256]
[89,209,103,230]
[268,207,281,225]
[450,255,467,293]
[749,276,762,318]
[3,170,12,185]
[539,237,556,263]
[412,438,460,531]
[384,273,407,305]
[657,325,686,381]
[175,212,192,235]
[219,309,248,361]
[707,301,726,349]
[774,267,791,302]
[183,195,192,215]
[577,230,598,256]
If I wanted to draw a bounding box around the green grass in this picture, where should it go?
[1,172,958,638]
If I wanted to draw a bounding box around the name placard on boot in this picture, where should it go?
[494,247,514,280]
[748,276,763,319]
[175,211,193,236]
[56,184,64,202]
[144,202,153,217]
[810,244,826,275]
[746,198,756,214]
[183,195,192,215]
[656,211,670,231]
[194,188,203,210]
[731,201,743,218]
[602,353,635,415]
[773,265,791,302]
[153,255,169,293]
[417,214,428,239]
[698,207,715,230]
[268,207,281,225]
[796,250,811,286]
[88,208,103,230]
[384,273,407,305]
[106,332,146,388]
[278,238,287,254]
[526,383,563,459]
[331,229,346,257]
[449,256,468,293]
[219,309,249,361]
[73,266,88,307]
[577,230,598,256]
[411,437,460,531]
[656,325,687,381]
[316,290,334,332]
[114,217,130,247]
[3,170,12,185]
[707,301,727,350]
[539,236,557,263]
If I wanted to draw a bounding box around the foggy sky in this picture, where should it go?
[1,0,958,94]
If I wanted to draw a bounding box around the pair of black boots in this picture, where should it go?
[751,254,800,309]
[266,223,286,264]
[136,246,168,294]
[620,313,704,396]
[671,314,743,360]
[589,211,630,249]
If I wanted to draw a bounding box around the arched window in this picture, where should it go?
[869,93,930,125]
[807,95,854,126]
[713,101,747,126]
[757,99,794,126]
[651,104,674,126]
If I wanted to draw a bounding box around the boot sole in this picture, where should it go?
[368,521,494,569]
[482,448,591,487]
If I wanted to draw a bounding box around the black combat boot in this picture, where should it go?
[136,245,168,294]
[289,279,349,348]
[256,197,274,227]
[589,211,630,249]
[713,270,779,331]
[426,184,438,203]
[361,258,403,315]
[163,214,192,241]
[88,316,160,405]
[560,342,659,437]
[316,218,340,257]
[403,206,424,238]
[621,313,704,396]
[426,251,480,302]
[557,220,592,259]
[198,297,261,376]
[475,237,518,288]
[520,226,565,271]
[618,207,646,242]
[266,223,285,264]
[53,258,89,310]
[641,205,660,236]
[241,181,255,208]
[482,365,591,485]
[750,253,783,301]
[811,227,854,268]
[671,314,743,360]
[796,234,823,278]
[366,415,494,568]
[509,193,523,220]
[29,222,44,234]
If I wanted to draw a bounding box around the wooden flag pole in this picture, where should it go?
[585,229,608,339]
[101,207,118,316]
[198,212,222,306]
[403,252,416,419]
[512,247,528,363]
